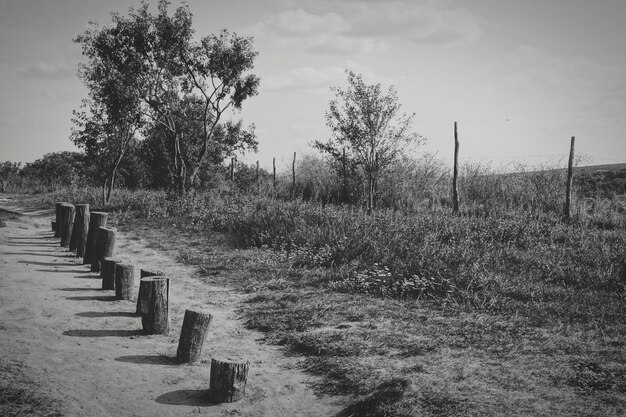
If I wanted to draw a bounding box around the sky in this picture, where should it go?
[1,0,625,171]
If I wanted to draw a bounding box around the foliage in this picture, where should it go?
[73,1,259,194]
[314,70,424,211]
[0,161,21,192]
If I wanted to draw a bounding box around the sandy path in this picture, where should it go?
[0,202,342,416]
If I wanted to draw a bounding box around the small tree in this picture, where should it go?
[0,161,21,192]
[314,71,424,213]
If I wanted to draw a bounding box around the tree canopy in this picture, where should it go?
[314,71,424,212]
[73,0,260,197]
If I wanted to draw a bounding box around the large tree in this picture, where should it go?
[314,71,424,212]
[73,9,144,204]
[74,0,259,193]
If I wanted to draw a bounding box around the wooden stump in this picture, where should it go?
[208,359,250,403]
[115,263,135,300]
[176,310,213,363]
[69,204,89,256]
[54,202,63,237]
[136,269,164,315]
[91,226,116,273]
[101,257,119,290]
[60,204,75,248]
[141,277,170,335]
[83,212,108,265]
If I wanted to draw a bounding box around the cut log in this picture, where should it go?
[141,276,170,334]
[115,262,135,300]
[208,359,250,403]
[54,202,63,237]
[83,212,108,265]
[176,310,213,363]
[101,257,119,290]
[69,204,89,255]
[91,226,116,273]
[136,269,164,315]
[60,204,75,248]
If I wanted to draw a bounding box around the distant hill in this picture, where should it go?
[574,163,626,197]
[576,163,626,172]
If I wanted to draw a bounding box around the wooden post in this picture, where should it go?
[564,136,575,220]
[176,309,213,363]
[69,204,89,255]
[272,157,276,189]
[115,263,135,300]
[60,203,75,248]
[101,257,119,290]
[452,121,460,214]
[255,160,260,190]
[54,202,63,237]
[91,226,116,272]
[342,147,347,203]
[292,152,296,189]
[136,269,164,315]
[83,212,108,265]
[141,276,170,334]
[208,359,250,403]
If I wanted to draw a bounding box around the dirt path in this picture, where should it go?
[0,201,343,416]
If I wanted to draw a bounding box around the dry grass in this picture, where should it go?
[114,218,626,416]
[0,359,63,417]
[15,181,626,416]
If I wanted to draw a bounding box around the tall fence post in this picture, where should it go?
[342,147,347,203]
[292,152,296,189]
[452,121,460,213]
[272,157,276,189]
[563,136,575,220]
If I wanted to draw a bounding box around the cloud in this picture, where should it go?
[263,65,346,93]
[247,1,483,55]
[499,44,626,129]
[16,62,74,80]
[262,62,396,94]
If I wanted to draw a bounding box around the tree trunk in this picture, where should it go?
[105,171,116,206]
[141,277,170,335]
[136,269,164,315]
[115,263,135,300]
[60,204,75,248]
[101,257,119,290]
[83,212,108,265]
[91,226,116,273]
[54,202,63,237]
[176,310,213,363]
[69,204,89,255]
[208,359,250,403]
[101,178,107,206]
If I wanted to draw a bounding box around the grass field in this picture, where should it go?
[12,179,626,416]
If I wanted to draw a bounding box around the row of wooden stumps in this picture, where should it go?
[52,202,250,403]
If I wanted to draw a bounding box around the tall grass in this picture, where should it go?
[31,166,626,324]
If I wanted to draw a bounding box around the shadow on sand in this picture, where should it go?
[76,311,137,318]
[63,329,143,337]
[115,355,178,366]
[155,389,217,407]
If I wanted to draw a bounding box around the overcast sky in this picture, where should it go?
[1,0,625,170]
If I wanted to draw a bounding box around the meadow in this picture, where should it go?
[14,163,626,416]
